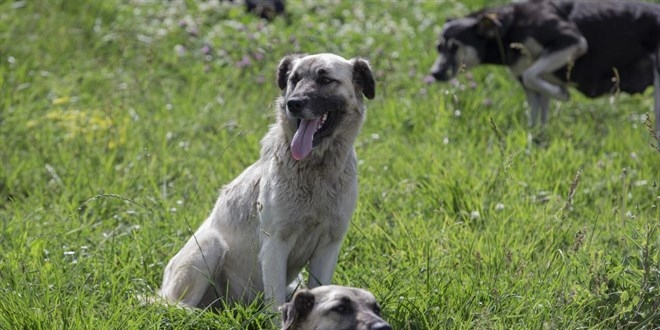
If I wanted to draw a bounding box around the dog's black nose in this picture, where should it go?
[371,322,392,330]
[286,98,306,114]
[431,70,450,82]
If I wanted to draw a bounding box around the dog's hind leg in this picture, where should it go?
[524,88,550,127]
[159,228,228,308]
[522,37,587,101]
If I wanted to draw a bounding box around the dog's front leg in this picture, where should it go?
[307,241,342,288]
[522,37,587,101]
[260,236,291,310]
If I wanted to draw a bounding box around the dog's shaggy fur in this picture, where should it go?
[156,53,375,310]
[428,0,660,136]
[280,285,391,330]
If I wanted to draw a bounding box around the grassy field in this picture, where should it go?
[1,0,659,329]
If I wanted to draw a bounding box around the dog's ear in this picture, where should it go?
[351,57,375,100]
[280,290,315,330]
[280,302,296,330]
[475,13,502,39]
[277,54,306,91]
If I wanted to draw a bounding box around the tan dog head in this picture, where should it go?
[280,285,391,330]
[276,53,375,161]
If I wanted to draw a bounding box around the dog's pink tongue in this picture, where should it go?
[291,118,320,160]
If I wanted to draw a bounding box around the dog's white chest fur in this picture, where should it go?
[256,151,358,273]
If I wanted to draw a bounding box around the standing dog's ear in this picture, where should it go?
[280,290,315,330]
[351,57,376,100]
[475,13,502,39]
[277,54,306,91]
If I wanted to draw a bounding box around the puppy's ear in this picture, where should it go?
[351,57,375,100]
[280,302,296,330]
[475,13,502,39]
[277,54,306,91]
[280,290,315,330]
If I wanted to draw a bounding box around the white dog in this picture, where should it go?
[157,53,375,310]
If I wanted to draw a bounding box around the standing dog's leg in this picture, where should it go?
[524,88,550,127]
[654,51,660,139]
[522,37,587,101]
[538,93,550,127]
[159,228,227,307]
[307,241,342,288]
[286,273,305,298]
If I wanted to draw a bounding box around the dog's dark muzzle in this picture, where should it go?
[430,61,456,82]
[286,93,344,160]
[286,97,306,115]
[286,93,345,118]
[430,53,457,82]
[431,69,453,82]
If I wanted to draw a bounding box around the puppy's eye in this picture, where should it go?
[290,75,301,85]
[319,77,333,85]
[331,304,352,315]
[373,304,382,316]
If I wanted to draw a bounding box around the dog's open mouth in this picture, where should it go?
[290,111,336,160]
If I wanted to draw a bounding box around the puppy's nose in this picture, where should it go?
[286,98,306,115]
[371,322,392,330]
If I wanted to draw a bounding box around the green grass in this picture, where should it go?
[1,0,659,329]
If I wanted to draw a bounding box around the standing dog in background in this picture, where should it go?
[222,0,285,21]
[427,0,660,137]
[156,53,375,310]
[245,0,285,20]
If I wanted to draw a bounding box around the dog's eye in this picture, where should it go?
[290,74,301,85]
[319,77,333,85]
[436,39,446,51]
[331,304,352,315]
[373,304,382,316]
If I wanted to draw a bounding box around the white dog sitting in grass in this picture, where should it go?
[154,53,375,311]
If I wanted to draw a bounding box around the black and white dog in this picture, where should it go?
[428,0,660,137]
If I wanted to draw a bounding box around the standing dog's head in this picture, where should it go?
[280,285,391,330]
[276,53,375,161]
[429,8,511,81]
